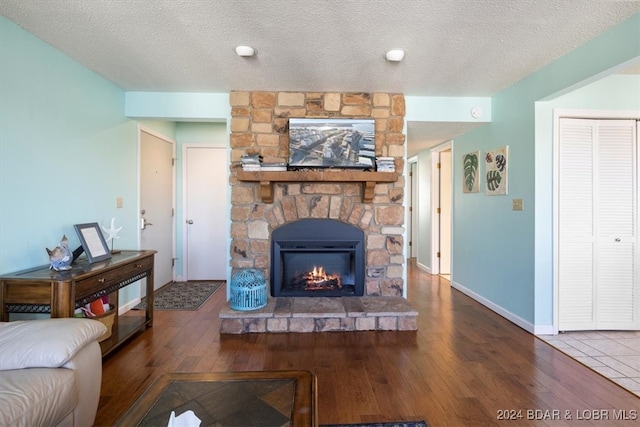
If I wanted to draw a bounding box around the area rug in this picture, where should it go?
[133,281,223,310]
[321,422,427,427]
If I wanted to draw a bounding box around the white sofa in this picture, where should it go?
[0,318,107,427]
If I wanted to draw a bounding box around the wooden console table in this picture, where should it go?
[0,250,156,357]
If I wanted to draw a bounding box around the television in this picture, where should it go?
[288,118,375,169]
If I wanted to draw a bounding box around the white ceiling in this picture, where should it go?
[2,1,639,154]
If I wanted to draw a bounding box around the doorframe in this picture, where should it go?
[430,141,452,275]
[138,125,176,284]
[553,108,640,334]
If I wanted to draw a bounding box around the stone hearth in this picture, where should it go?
[220,296,417,334]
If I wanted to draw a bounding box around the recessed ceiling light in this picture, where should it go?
[385,49,405,62]
[235,46,255,57]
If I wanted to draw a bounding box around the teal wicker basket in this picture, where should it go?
[230,268,267,311]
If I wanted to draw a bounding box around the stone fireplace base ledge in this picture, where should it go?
[219,296,418,334]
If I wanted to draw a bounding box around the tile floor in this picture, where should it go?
[538,330,640,397]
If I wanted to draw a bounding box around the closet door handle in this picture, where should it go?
[614,238,621,242]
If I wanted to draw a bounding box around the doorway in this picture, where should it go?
[140,128,175,291]
[407,159,418,259]
[431,143,452,278]
[182,145,227,280]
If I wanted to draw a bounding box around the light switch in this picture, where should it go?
[512,199,523,211]
[116,197,123,208]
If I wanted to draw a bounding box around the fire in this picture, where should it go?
[304,265,341,290]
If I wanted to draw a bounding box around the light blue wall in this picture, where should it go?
[139,120,177,140]
[126,92,229,121]
[405,96,491,122]
[534,73,640,328]
[0,16,145,310]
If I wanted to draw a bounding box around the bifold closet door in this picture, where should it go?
[558,118,638,331]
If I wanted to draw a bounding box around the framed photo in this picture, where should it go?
[74,222,112,263]
[462,150,480,193]
[485,146,508,195]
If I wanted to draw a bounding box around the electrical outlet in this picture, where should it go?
[116,197,123,208]
[512,199,524,211]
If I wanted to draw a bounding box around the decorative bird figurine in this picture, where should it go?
[46,235,73,271]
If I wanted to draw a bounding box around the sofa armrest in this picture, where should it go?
[0,318,106,370]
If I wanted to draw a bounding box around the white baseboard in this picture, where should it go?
[416,261,431,274]
[451,280,535,334]
[118,297,141,315]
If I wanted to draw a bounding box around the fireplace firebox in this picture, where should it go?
[271,219,365,297]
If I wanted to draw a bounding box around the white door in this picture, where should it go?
[183,145,227,280]
[439,150,452,275]
[408,161,417,258]
[558,118,638,331]
[140,129,175,291]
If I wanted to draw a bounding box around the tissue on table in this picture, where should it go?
[167,410,201,427]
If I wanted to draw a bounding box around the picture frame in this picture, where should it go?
[74,222,112,263]
[462,150,480,193]
[485,146,509,195]
[288,118,376,169]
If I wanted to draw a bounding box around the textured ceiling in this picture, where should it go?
[2,0,639,153]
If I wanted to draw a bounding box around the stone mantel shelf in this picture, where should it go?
[236,170,399,203]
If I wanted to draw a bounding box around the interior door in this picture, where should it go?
[140,129,174,291]
[408,161,417,258]
[594,120,637,329]
[439,150,452,275]
[184,145,227,280]
[558,118,638,330]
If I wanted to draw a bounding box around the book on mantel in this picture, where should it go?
[260,162,287,172]
[376,157,396,172]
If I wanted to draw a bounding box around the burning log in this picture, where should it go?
[293,265,342,291]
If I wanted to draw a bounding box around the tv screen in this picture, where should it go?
[288,118,375,169]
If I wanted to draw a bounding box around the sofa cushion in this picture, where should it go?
[0,318,106,370]
[0,367,77,427]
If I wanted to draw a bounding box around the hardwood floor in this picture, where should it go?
[97,262,639,426]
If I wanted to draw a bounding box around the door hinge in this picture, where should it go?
[172,258,177,267]
[409,206,413,212]
[409,241,412,247]
[172,208,175,217]
[172,158,176,166]
[437,252,441,258]
[409,170,413,177]
[437,207,441,214]
[437,162,441,169]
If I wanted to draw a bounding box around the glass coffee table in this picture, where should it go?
[116,370,317,427]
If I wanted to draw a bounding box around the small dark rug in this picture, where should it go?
[134,281,223,310]
[321,423,427,427]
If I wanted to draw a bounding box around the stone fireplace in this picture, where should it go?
[220,91,417,333]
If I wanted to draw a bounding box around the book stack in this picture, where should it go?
[260,161,287,172]
[241,153,262,171]
[376,157,396,172]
